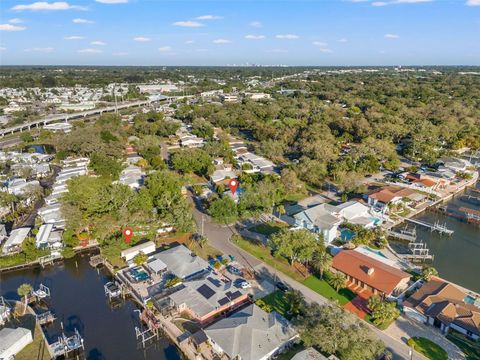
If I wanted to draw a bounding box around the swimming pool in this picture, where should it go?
[340,228,356,242]
[128,266,149,282]
[362,246,388,259]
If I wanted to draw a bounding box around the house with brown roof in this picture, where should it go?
[403,278,480,340]
[332,250,411,298]
[367,186,416,213]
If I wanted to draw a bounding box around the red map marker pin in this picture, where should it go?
[229,179,238,194]
[123,228,133,244]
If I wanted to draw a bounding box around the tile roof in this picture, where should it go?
[332,250,410,295]
[403,279,480,336]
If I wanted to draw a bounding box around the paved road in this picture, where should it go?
[187,191,427,360]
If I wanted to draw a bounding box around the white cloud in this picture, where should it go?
[95,0,128,3]
[91,40,106,45]
[319,48,333,53]
[249,21,262,28]
[9,18,24,24]
[173,21,204,27]
[213,39,231,44]
[384,33,400,39]
[133,36,150,42]
[0,47,6,51]
[312,41,328,47]
[24,47,54,52]
[158,46,172,52]
[64,35,84,40]
[466,0,480,5]
[245,34,265,40]
[276,34,299,40]
[12,2,87,11]
[77,48,102,53]
[0,24,26,31]
[73,18,93,24]
[372,0,432,5]
[112,52,128,56]
[338,38,348,43]
[196,15,223,20]
[184,40,195,44]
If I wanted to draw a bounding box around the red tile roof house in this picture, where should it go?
[367,186,416,214]
[332,250,411,299]
[403,278,480,341]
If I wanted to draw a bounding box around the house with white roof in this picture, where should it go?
[0,327,33,360]
[2,227,31,255]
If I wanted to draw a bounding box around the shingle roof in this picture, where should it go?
[153,245,209,279]
[204,304,297,360]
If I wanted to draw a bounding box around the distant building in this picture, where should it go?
[204,303,298,360]
[121,241,156,262]
[366,186,417,213]
[293,203,342,244]
[332,250,410,298]
[403,278,480,340]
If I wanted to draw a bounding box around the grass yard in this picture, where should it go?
[302,275,356,305]
[447,331,480,360]
[249,221,288,236]
[233,236,309,282]
[274,343,306,360]
[260,290,291,318]
[407,337,448,360]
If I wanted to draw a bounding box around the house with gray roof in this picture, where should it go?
[151,245,209,280]
[204,303,298,360]
[293,203,342,244]
[169,273,249,325]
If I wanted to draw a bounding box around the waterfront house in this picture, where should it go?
[168,273,249,325]
[204,303,298,360]
[2,227,31,255]
[121,241,156,262]
[333,200,379,228]
[366,186,416,213]
[403,278,480,340]
[151,245,209,280]
[332,250,411,298]
[0,299,11,325]
[293,203,342,244]
[0,327,33,360]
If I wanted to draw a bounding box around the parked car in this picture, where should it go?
[234,278,251,289]
[275,281,289,292]
[227,265,243,276]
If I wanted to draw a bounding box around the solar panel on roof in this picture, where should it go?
[197,284,215,299]
[217,297,230,306]
[207,276,222,287]
[229,291,243,300]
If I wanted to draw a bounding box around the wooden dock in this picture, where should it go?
[459,207,480,225]
[404,217,454,235]
[387,227,416,242]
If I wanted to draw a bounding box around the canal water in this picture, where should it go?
[411,182,480,293]
[0,253,181,360]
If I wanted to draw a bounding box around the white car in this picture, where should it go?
[240,281,251,289]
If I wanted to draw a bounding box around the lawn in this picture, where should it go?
[407,337,448,360]
[249,221,288,236]
[447,331,480,360]
[274,343,306,360]
[302,275,356,305]
[260,290,291,318]
[233,236,309,282]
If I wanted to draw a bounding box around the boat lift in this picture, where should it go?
[49,328,85,359]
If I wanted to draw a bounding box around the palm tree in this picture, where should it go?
[133,252,148,266]
[198,236,207,248]
[312,251,332,280]
[329,272,346,292]
[367,294,382,312]
[285,290,305,317]
[17,283,33,315]
[421,266,438,281]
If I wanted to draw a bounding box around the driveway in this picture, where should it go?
[385,315,466,360]
[187,191,427,360]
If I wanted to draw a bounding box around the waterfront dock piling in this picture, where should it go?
[404,217,454,235]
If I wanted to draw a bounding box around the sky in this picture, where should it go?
[0,0,479,66]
